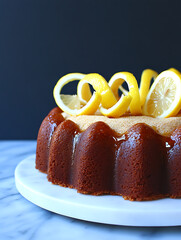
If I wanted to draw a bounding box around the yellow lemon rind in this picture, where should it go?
[99,94,132,117]
[79,73,117,109]
[109,72,141,115]
[77,80,92,105]
[53,73,101,116]
[139,69,158,107]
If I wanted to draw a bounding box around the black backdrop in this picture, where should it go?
[1,0,181,139]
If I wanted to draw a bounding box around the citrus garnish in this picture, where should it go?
[54,69,181,118]
[53,73,101,115]
[99,94,132,117]
[77,80,92,105]
[108,72,142,115]
[78,73,117,108]
[143,70,181,118]
[78,72,134,117]
[60,95,80,110]
[139,69,158,107]
[169,68,181,75]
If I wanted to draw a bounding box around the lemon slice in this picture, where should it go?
[78,73,133,117]
[139,69,158,107]
[53,73,101,115]
[78,73,117,108]
[143,70,181,118]
[60,94,80,110]
[99,94,132,117]
[169,68,181,75]
[108,72,142,115]
[77,79,92,105]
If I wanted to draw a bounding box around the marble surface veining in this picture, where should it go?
[1,141,181,239]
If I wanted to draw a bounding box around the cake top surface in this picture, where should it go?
[63,113,181,136]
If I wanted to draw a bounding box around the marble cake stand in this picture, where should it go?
[15,155,181,227]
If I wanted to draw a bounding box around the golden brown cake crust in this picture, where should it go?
[64,114,181,136]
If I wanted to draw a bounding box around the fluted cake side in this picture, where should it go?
[36,107,181,201]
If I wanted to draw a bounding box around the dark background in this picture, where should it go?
[1,0,181,139]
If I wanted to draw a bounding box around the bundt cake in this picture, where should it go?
[36,107,181,201]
